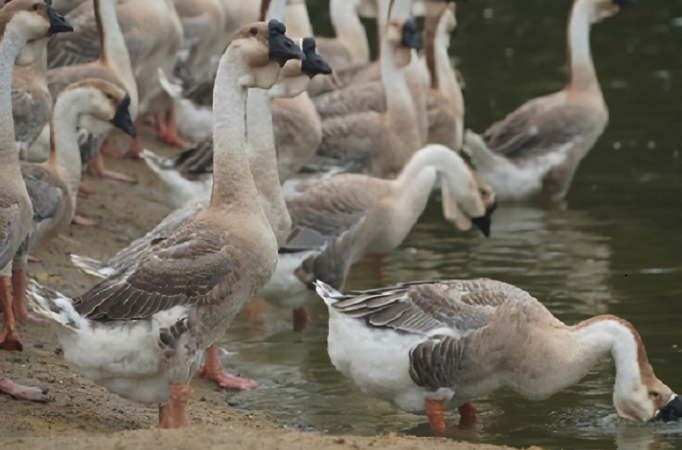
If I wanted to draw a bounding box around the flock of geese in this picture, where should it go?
[0,0,680,437]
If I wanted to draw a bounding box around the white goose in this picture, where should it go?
[315,279,682,435]
[0,0,72,402]
[28,20,301,428]
[462,0,633,201]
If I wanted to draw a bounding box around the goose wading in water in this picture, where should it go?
[27,20,302,428]
[315,279,682,436]
[0,0,73,401]
[462,0,634,202]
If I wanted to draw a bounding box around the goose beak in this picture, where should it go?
[653,395,682,422]
[47,5,73,34]
[401,19,421,51]
[471,200,497,238]
[301,38,333,78]
[268,20,304,67]
[110,94,137,138]
[612,0,635,5]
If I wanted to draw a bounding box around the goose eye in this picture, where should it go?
[650,391,660,399]
[249,27,258,36]
[33,3,39,10]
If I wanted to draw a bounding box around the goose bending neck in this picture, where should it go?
[330,0,369,64]
[567,0,599,93]
[209,52,260,210]
[0,23,29,166]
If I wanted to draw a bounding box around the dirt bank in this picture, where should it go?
[0,126,539,450]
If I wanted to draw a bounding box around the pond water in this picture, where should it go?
[218,1,682,449]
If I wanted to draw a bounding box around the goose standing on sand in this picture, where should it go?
[463,0,634,201]
[28,20,302,428]
[10,80,135,329]
[0,0,72,402]
[315,279,682,435]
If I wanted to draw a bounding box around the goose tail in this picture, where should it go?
[27,280,87,331]
[462,130,496,167]
[314,280,346,307]
[69,254,114,279]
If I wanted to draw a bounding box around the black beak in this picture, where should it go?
[471,200,497,238]
[301,38,332,78]
[613,0,635,5]
[268,20,303,67]
[653,395,682,422]
[401,19,421,52]
[110,94,136,138]
[47,5,73,34]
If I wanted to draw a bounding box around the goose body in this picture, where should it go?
[315,278,682,435]
[462,0,627,201]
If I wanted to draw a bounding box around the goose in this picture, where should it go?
[141,36,332,208]
[10,79,135,329]
[260,144,494,330]
[12,36,51,161]
[311,7,424,178]
[0,0,72,402]
[315,279,682,435]
[27,20,301,428]
[311,0,370,72]
[45,0,138,182]
[462,0,633,202]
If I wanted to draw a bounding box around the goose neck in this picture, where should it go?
[284,1,313,38]
[246,88,291,246]
[330,0,369,64]
[266,0,287,22]
[0,24,28,167]
[209,51,261,211]
[567,0,600,94]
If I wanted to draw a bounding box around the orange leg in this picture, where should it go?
[458,402,478,426]
[72,215,98,227]
[158,383,190,428]
[124,135,143,159]
[99,140,124,158]
[0,367,49,402]
[78,183,93,198]
[154,113,168,137]
[425,399,446,437]
[0,277,22,351]
[12,270,42,323]
[87,152,137,183]
[197,343,257,390]
[158,104,191,149]
[292,307,308,333]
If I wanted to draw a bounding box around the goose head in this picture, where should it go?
[228,20,302,90]
[614,374,682,423]
[62,79,136,138]
[581,0,633,24]
[440,163,491,236]
[386,18,421,68]
[269,38,332,98]
[1,0,73,66]
[300,38,332,79]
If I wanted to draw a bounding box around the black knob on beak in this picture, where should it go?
[268,19,304,67]
[46,3,73,34]
[401,19,421,52]
[301,38,332,78]
[110,94,137,138]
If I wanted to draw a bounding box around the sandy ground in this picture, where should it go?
[0,126,539,450]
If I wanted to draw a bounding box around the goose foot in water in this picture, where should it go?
[87,152,137,183]
[197,344,257,391]
[12,271,43,324]
[458,403,478,427]
[156,105,192,149]
[0,368,49,402]
[72,215,98,227]
[425,399,447,437]
[0,278,22,351]
[158,383,190,428]
[292,307,308,333]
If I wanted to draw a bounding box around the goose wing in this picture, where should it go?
[73,221,238,321]
[0,195,22,266]
[20,164,64,223]
[483,98,600,160]
[12,88,51,146]
[47,3,101,69]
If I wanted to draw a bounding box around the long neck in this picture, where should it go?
[382,41,419,142]
[209,52,261,211]
[390,148,441,223]
[330,0,369,64]
[266,0,287,22]
[95,0,137,109]
[0,24,27,168]
[246,88,291,246]
[47,89,89,207]
[566,0,600,94]
[284,0,314,38]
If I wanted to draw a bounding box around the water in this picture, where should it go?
[218,1,682,449]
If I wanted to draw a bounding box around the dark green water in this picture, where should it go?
[218,1,682,449]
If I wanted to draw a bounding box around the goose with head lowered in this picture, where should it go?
[0,0,72,401]
[27,20,302,428]
[316,279,682,436]
[10,79,135,328]
[462,0,634,201]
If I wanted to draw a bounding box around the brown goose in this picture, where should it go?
[28,20,301,428]
[0,0,72,402]
[462,0,633,201]
[316,279,682,436]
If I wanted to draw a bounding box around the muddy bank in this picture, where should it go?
[0,126,538,450]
